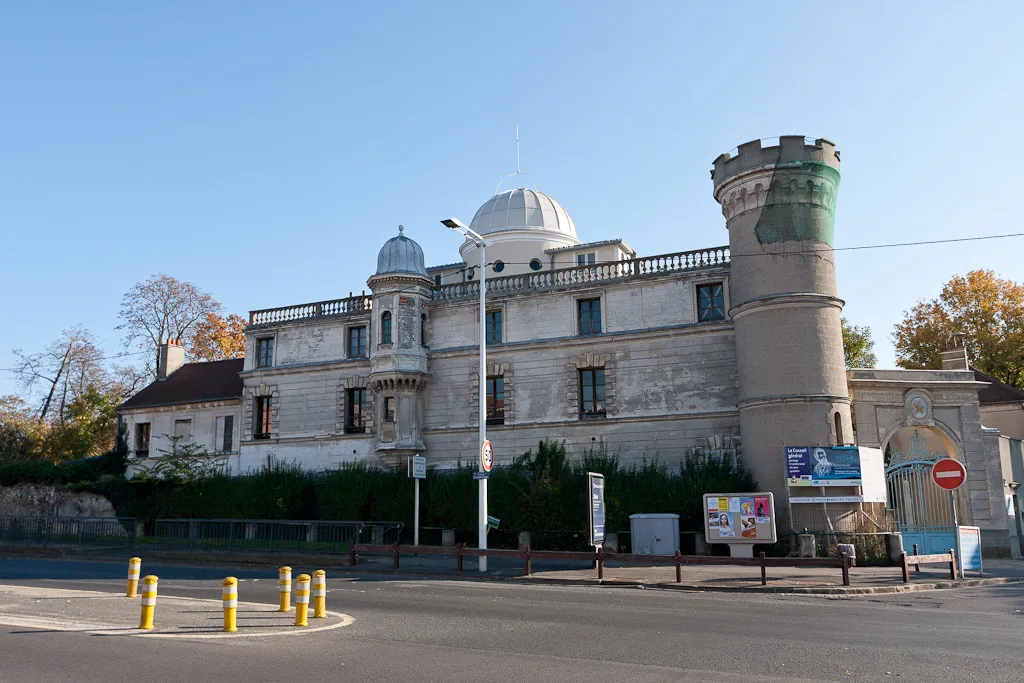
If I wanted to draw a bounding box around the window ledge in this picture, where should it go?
[579,413,608,420]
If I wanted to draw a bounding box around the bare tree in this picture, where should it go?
[117,274,221,379]
[12,326,106,423]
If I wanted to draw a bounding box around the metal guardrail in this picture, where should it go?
[351,543,855,587]
[154,519,403,555]
[0,517,136,549]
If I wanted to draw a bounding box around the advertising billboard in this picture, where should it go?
[786,446,862,487]
[587,472,606,546]
[703,493,777,544]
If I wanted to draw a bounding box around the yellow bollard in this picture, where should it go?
[138,575,158,630]
[294,574,310,627]
[222,577,237,632]
[312,570,326,618]
[278,566,292,612]
[126,557,142,598]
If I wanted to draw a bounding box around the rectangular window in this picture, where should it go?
[216,415,234,453]
[434,274,442,287]
[381,312,392,345]
[697,283,726,322]
[348,326,367,358]
[255,397,273,439]
[485,310,503,345]
[577,252,596,266]
[256,337,274,368]
[384,397,396,423]
[173,419,192,439]
[134,423,151,458]
[577,298,602,336]
[486,376,505,426]
[579,368,607,419]
[346,388,370,434]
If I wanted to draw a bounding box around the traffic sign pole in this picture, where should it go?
[414,477,420,547]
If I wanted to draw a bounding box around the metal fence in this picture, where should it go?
[0,516,136,549]
[154,519,403,555]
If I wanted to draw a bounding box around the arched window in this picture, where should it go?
[834,413,844,445]
[381,311,392,344]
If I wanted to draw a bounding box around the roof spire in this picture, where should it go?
[398,224,404,234]
[516,124,520,175]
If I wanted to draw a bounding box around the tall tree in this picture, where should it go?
[841,317,877,369]
[117,274,221,378]
[189,312,248,361]
[11,326,105,422]
[893,269,1024,389]
[0,395,46,462]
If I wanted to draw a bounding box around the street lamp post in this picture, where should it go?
[441,217,489,572]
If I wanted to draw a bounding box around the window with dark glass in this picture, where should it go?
[434,274,442,287]
[255,397,273,439]
[346,388,370,434]
[529,259,542,271]
[256,338,274,368]
[697,283,725,322]
[135,422,151,457]
[579,369,606,419]
[577,298,602,335]
[216,415,233,453]
[493,260,505,273]
[577,252,596,266]
[485,310,503,344]
[384,397,396,423]
[486,376,505,425]
[380,311,392,344]
[348,326,367,358]
[421,314,428,346]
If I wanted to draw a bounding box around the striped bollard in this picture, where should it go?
[278,566,292,612]
[294,574,310,627]
[138,575,158,630]
[126,557,142,598]
[312,570,326,619]
[222,577,238,632]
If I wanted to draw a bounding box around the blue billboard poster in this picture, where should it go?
[588,472,606,546]
[785,446,862,486]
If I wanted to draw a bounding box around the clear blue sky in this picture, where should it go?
[2,2,1022,396]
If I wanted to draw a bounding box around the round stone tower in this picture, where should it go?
[712,136,851,499]
[367,226,432,466]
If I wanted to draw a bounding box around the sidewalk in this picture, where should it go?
[4,544,1024,595]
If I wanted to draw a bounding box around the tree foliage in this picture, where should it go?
[893,269,1024,389]
[11,326,105,422]
[190,312,247,361]
[117,274,221,378]
[841,317,878,369]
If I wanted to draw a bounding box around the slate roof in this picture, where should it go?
[119,358,244,410]
[973,368,1024,405]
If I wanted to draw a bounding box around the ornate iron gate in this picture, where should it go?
[885,429,961,554]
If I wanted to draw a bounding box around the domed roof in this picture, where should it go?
[375,225,427,277]
[469,188,577,239]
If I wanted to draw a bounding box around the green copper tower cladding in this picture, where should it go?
[712,137,851,517]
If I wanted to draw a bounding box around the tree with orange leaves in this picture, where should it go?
[893,269,1024,389]
[189,312,248,362]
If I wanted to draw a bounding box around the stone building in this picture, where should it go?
[119,135,1024,556]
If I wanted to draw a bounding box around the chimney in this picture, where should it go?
[940,333,969,371]
[158,339,186,379]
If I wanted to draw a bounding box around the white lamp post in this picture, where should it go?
[441,217,489,572]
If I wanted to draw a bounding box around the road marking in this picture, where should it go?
[0,584,354,639]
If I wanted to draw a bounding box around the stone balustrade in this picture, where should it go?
[249,295,372,326]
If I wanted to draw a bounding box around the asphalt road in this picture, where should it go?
[1,557,1022,682]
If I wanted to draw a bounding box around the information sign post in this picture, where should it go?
[409,455,426,546]
[587,473,606,550]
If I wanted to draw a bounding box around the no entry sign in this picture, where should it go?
[931,458,967,491]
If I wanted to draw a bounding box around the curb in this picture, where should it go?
[3,546,1022,596]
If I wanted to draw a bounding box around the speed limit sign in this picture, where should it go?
[480,440,493,472]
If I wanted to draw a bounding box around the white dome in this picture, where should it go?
[469,188,577,239]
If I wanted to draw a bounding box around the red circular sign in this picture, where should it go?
[931,458,967,491]
[480,440,493,473]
